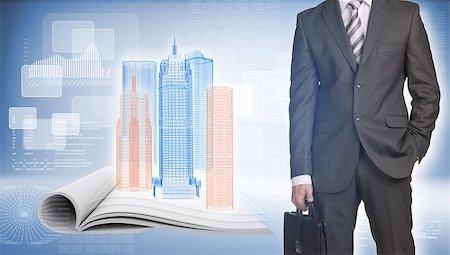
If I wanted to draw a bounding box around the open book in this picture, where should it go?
[38,166,271,234]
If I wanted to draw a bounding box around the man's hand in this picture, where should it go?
[291,184,314,211]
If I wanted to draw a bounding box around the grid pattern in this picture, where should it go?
[186,51,213,173]
[157,43,198,199]
[116,61,154,192]
[122,61,158,164]
[206,86,233,210]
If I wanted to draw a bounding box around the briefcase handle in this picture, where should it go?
[296,202,315,218]
[295,203,327,255]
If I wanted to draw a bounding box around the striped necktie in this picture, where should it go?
[346,0,365,64]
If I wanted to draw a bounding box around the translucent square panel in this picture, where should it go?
[52,113,80,136]
[72,96,115,128]
[51,20,94,53]
[72,28,115,60]
[21,65,62,97]
[8,107,37,130]
[23,119,66,151]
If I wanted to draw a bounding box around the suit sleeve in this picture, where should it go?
[405,4,441,163]
[289,13,319,178]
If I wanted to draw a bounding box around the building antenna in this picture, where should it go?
[172,33,177,55]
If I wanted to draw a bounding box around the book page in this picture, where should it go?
[38,166,115,233]
[80,189,270,234]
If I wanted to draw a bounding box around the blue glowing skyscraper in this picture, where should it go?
[154,38,200,199]
[185,51,213,173]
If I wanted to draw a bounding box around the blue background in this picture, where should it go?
[1,0,449,254]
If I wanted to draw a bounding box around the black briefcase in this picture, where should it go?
[284,203,327,255]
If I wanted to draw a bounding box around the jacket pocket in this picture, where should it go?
[385,114,409,128]
[377,44,404,55]
[314,118,335,134]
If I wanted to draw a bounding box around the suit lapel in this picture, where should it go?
[358,0,392,67]
[322,0,357,72]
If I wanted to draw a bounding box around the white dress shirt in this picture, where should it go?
[339,0,372,36]
[291,0,373,187]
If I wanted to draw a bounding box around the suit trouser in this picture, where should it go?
[314,144,415,255]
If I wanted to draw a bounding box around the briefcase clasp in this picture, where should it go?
[295,239,303,254]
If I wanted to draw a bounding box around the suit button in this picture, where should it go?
[356,82,362,88]
[356,116,361,121]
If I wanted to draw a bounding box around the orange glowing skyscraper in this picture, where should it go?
[206,86,233,210]
[116,61,155,191]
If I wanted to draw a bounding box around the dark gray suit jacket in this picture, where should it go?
[289,0,440,193]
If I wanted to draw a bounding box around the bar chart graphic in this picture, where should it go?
[21,43,111,97]
[29,43,110,78]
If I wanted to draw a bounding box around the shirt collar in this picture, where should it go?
[339,0,372,11]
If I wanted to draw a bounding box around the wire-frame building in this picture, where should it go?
[206,86,233,210]
[116,61,154,191]
[185,51,213,173]
[154,39,200,199]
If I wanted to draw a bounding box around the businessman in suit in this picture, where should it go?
[289,0,440,254]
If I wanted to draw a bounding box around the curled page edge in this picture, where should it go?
[38,166,115,233]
